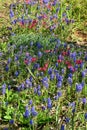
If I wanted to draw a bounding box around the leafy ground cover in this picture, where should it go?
[0,0,87,130]
[0,34,87,129]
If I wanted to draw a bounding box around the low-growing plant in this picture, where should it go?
[0,35,87,129]
[9,0,75,41]
[0,0,87,130]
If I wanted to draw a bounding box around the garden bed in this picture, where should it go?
[0,0,87,130]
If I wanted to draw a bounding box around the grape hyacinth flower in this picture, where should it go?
[76,83,83,92]
[54,91,62,100]
[43,81,49,88]
[47,98,52,109]
[8,85,11,90]
[34,87,37,94]
[65,117,70,123]
[24,106,30,118]
[30,41,33,46]
[81,81,85,88]
[37,90,41,96]
[9,119,14,124]
[68,77,73,86]
[10,9,14,18]
[37,51,43,58]
[57,81,62,88]
[56,7,60,13]
[14,71,19,77]
[17,86,21,92]
[82,98,86,104]
[42,105,46,111]
[57,75,63,82]
[14,55,19,61]
[60,124,65,130]
[69,102,76,110]
[31,106,38,116]
[25,79,31,85]
[0,52,3,56]
[61,68,65,74]
[57,91,62,97]
[30,119,33,125]
[29,76,33,82]
[48,68,52,75]
[2,83,6,95]
[43,0,50,4]
[85,55,87,61]
[33,63,40,70]
[5,102,8,107]
[5,65,9,72]
[4,128,8,130]
[36,42,43,49]
[54,95,58,100]
[84,113,87,120]
[26,52,29,58]
[7,57,11,64]
[55,62,58,67]
[42,77,49,88]
[82,69,87,77]
[21,83,25,90]
[37,85,41,91]
[50,73,55,80]
[68,73,73,78]
[11,19,17,24]
[29,100,32,105]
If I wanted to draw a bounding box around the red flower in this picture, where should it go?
[62,51,68,56]
[38,67,47,72]
[38,67,44,71]
[32,20,37,24]
[19,22,25,28]
[25,0,31,4]
[38,62,49,72]
[76,59,82,64]
[42,67,47,71]
[29,20,38,29]
[67,65,75,72]
[42,22,47,27]
[44,63,48,68]
[38,67,47,71]
[47,4,51,9]
[67,47,70,50]
[65,61,71,66]
[31,57,37,62]
[24,59,29,65]
[57,59,62,63]
[44,50,51,53]
[44,49,53,53]
[67,64,73,69]
[42,14,48,19]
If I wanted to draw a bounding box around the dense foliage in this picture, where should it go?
[0,0,87,130]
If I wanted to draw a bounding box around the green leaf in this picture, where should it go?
[4,115,11,120]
